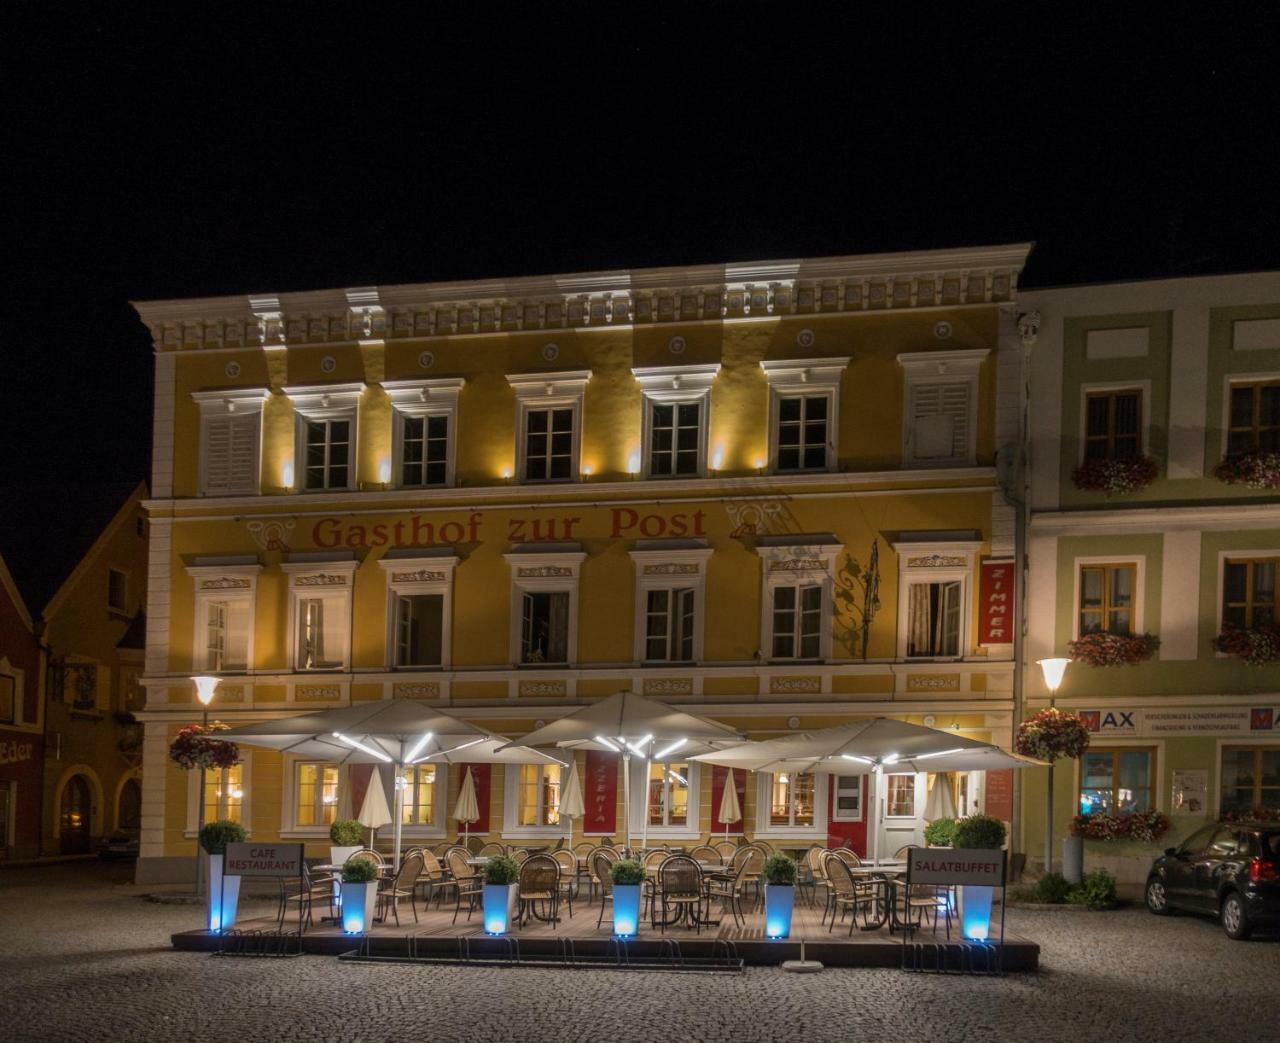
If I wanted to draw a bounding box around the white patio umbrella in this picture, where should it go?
[502,691,743,852]
[454,767,480,844]
[335,763,354,821]
[559,757,586,839]
[717,768,742,844]
[358,770,393,848]
[693,718,1045,863]
[924,772,960,822]
[214,700,491,869]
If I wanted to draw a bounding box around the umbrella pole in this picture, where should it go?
[622,751,631,856]
[871,771,880,865]
[641,758,650,852]
[392,765,404,872]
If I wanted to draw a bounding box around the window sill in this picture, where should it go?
[754,827,826,840]
[502,827,569,840]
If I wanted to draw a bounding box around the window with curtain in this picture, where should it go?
[1084,389,1142,460]
[1222,558,1277,629]
[771,584,822,659]
[769,772,815,827]
[885,773,915,817]
[647,761,690,826]
[1221,747,1280,816]
[645,587,695,662]
[1078,749,1154,814]
[1078,563,1136,635]
[520,591,569,663]
[906,580,962,657]
[298,595,345,670]
[518,763,561,826]
[395,594,444,667]
[203,764,244,823]
[295,763,338,826]
[401,765,437,825]
[1227,380,1280,456]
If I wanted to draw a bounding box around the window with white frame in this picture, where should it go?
[884,773,917,817]
[186,752,252,834]
[187,563,260,674]
[378,554,458,669]
[192,389,268,496]
[831,775,863,822]
[283,383,364,492]
[630,543,712,664]
[756,538,842,662]
[383,378,464,488]
[647,760,691,827]
[283,559,356,671]
[755,770,827,836]
[506,371,590,483]
[632,365,719,478]
[294,761,338,827]
[897,350,987,468]
[760,358,849,473]
[505,546,584,666]
[400,764,443,830]
[894,539,979,660]
[503,761,564,836]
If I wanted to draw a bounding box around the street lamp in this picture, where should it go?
[1037,657,1070,875]
[191,675,220,898]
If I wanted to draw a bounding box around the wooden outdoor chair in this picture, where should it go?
[516,854,561,929]
[714,840,739,861]
[655,854,705,933]
[592,850,617,929]
[552,848,578,916]
[824,853,877,935]
[446,848,481,924]
[377,852,423,926]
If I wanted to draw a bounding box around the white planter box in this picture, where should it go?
[330,845,362,867]
[206,852,240,933]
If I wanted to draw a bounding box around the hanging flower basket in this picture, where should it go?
[1213,625,1280,666]
[1071,455,1158,496]
[1015,707,1090,762]
[1071,809,1170,842]
[1067,631,1160,667]
[1212,451,1280,489]
[169,722,241,771]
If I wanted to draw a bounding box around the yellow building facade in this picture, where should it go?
[133,246,1031,883]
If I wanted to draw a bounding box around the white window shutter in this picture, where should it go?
[911,382,970,462]
[203,414,259,495]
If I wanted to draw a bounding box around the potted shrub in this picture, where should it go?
[609,859,646,938]
[329,819,364,867]
[923,817,957,848]
[481,854,521,935]
[339,859,380,934]
[762,853,797,939]
[199,820,247,932]
[952,813,1007,941]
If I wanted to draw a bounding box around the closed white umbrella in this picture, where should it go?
[454,767,480,843]
[357,770,393,849]
[503,691,743,852]
[924,772,960,822]
[559,757,586,839]
[717,768,742,844]
[335,763,354,821]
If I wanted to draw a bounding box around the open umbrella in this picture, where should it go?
[454,767,480,844]
[214,700,490,869]
[924,772,960,821]
[694,718,1045,863]
[357,769,393,848]
[502,691,743,852]
[559,757,586,839]
[717,767,742,844]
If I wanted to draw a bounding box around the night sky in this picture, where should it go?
[5,3,1278,489]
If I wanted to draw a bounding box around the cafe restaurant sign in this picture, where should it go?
[906,847,1006,887]
[1078,706,1278,738]
[223,842,304,877]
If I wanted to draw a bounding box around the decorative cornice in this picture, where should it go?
[132,244,1031,352]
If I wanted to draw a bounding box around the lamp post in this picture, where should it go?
[1036,658,1069,875]
[192,675,220,897]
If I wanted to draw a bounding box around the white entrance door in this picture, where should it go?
[877,771,928,860]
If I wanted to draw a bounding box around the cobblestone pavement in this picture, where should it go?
[2,862,1277,1043]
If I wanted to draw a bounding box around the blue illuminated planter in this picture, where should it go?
[612,883,642,938]
[340,881,378,934]
[764,884,795,939]
[483,883,517,935]
[959,885,994,941]
[206,853,240,933]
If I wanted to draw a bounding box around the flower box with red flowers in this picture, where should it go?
[1213,624,1280,666]
[1067,631,1160,667]
[169,722,241,771]
[1071,455,1158,496]
[1071,809,1170,843]
[1015,707,1091,762]
[1212,450,1280,489]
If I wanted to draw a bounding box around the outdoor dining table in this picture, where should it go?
[311,862,395,925]
[847,865,915,934]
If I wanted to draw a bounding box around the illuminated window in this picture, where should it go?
[295,763,338,826]
[1079,563,1136,636]
[188,564,260,674]
[1079,748,1154,815]
[775,394,829,472]
[284,383,363,493]
[885,773,916,818]
[284,561,355,672]
[647,761,690,827]
[898,350,986,468]
[1222,558,1277,629]
[517,763,561,826]
[769,772,815,827]
[203,764,245,823]
[401,414,449,487]
[1227,380,1280,456]
[401,765,437,826]
[506,371,589,485]
[506,548,584,668]
[385,378,464,489]
[523,407,574,481]
[1221,746,1280,817]
[633,364,718,479]
[906,580,962,658]
[1084,389,1143,461]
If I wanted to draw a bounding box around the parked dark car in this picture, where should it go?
[1145,822,1280,938]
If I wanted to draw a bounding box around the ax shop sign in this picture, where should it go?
[978,560,1015,646]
